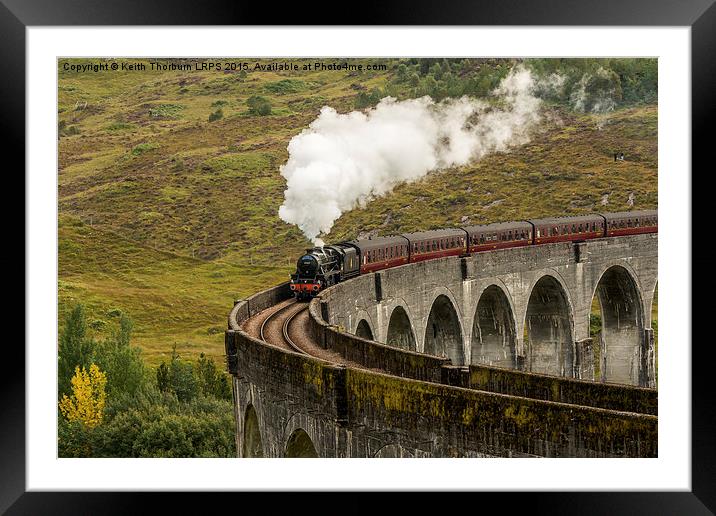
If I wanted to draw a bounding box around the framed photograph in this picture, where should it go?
[9,0,714,512]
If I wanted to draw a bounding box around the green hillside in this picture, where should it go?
[58,58,657,365]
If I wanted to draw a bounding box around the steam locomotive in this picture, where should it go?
[289,210,657,300]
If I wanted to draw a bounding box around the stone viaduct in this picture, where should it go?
[225,233,658,458]
[324,233,658,387]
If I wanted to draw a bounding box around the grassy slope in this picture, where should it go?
[58,58,657,366]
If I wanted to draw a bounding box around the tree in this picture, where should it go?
[58,305,95,399]
[156,344,198,402]
[246,95,272,116]
[195,353,232,400]
[59,364,107,429]
[157,361,171,394]
[94,314,146,397]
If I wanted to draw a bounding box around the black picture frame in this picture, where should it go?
[6,0,713,512]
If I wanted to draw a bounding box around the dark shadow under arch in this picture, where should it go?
[242,404,264,458]
[592,266,645,386]
[386,306,416,351]
[471,285,516,369]
[423,294,464,365]
[355,319,374,340]
[525,275,574,377]
[285,428,318,458]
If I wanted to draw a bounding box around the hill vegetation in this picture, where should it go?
[58,57,657,367]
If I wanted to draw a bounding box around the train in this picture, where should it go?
[289,210,657,300]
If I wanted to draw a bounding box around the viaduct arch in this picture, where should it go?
[324,234,657,387]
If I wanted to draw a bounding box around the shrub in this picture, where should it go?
[208,108,224,122]
[246,95,272,116]
[148,103,184,119]
[263,79,305,94]
[130,143,159,155]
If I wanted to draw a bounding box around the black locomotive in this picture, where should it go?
[290,243,360,300]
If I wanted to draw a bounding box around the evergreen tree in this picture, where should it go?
[196,353,232,400]
[94,314,146,397]
[58,305,95,399]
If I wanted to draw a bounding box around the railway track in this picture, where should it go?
[258,299,308,355]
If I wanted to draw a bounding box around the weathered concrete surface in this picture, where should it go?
[322,234,657,387]
[226,276,658,459]
[226,327,657,458]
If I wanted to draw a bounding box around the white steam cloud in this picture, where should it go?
[278,66,544,245]
[569,67,620,129]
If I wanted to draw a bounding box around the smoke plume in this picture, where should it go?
[278,66,544,245]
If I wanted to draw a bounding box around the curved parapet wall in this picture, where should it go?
[228,281,291,330]
[307,297,450,383]
[308,296,657,415]
[226,240,658,457]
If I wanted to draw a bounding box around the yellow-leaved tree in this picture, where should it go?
[59,364,107,429]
